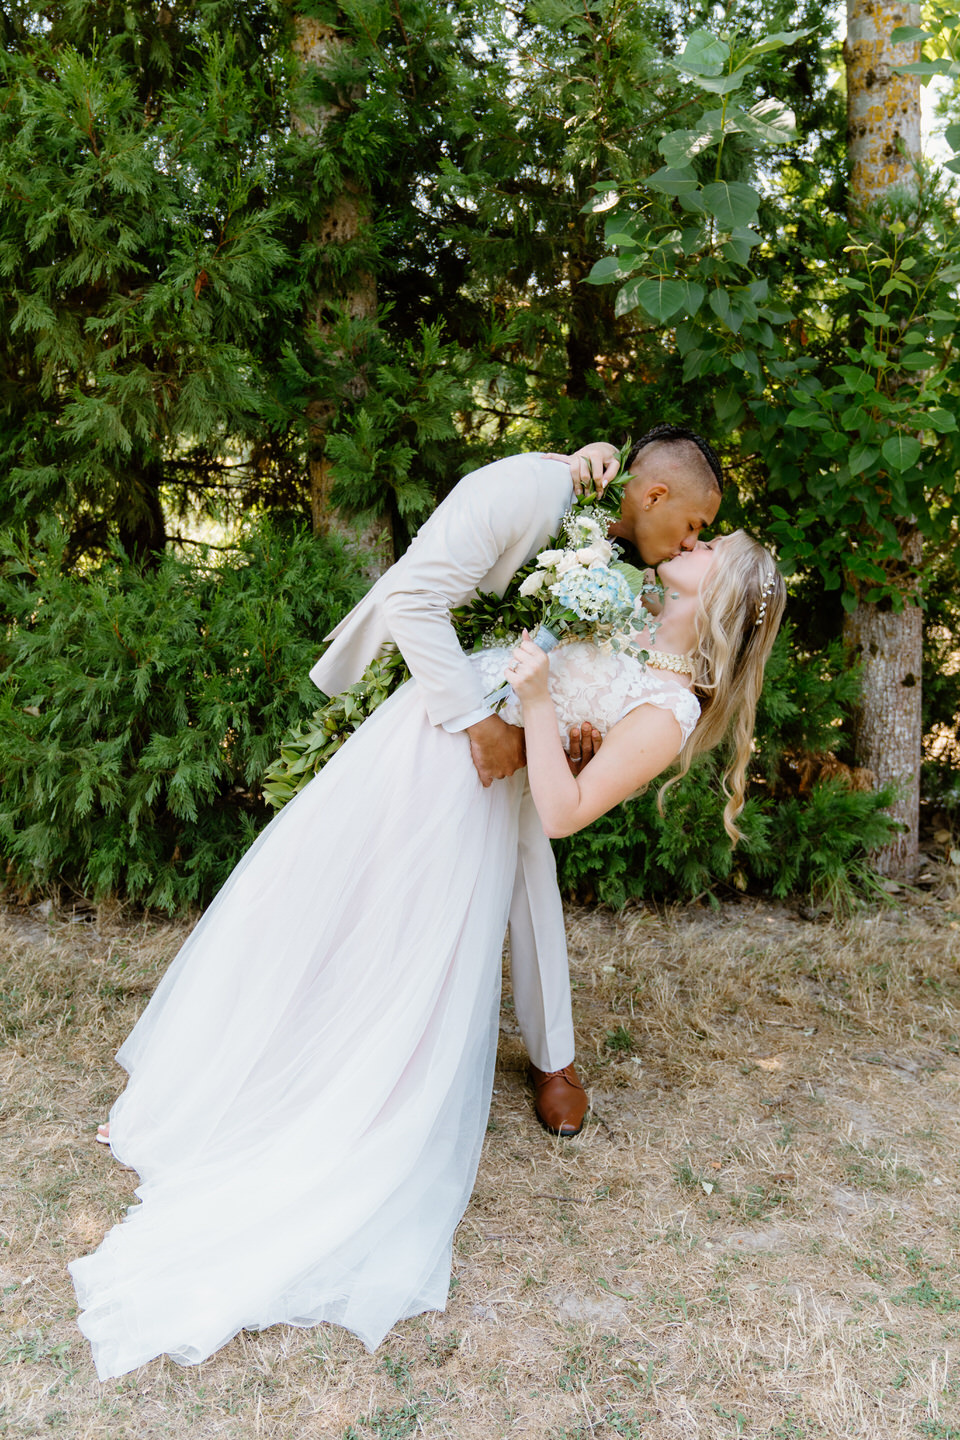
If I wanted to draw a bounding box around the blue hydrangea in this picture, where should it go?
[549,565,636,625]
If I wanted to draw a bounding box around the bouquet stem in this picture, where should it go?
[486,624,560,711]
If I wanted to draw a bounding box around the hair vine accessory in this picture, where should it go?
[755,575,776,627]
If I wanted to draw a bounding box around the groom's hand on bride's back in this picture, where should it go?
[467,715,527,786]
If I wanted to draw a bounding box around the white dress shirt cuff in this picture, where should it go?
[442,704,494,734]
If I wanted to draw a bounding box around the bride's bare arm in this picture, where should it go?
[510,635,682,838]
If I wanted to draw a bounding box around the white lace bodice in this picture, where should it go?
[472,642,700,751]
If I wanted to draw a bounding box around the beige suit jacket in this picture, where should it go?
[309,454,574,728]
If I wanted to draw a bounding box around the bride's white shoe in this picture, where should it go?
[96,1124,110,1144]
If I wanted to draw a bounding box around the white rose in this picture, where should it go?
[575,541,612,566]
[536,548,565,567]
[554,551,580,574]
[519,570,546,596]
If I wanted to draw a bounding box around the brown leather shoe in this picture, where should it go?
[530,1062,588,1136]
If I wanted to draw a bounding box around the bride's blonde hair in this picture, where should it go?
[661,530,786,843]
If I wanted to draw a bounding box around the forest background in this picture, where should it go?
[1,0,960,916]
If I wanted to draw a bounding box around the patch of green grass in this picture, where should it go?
[343,1401,428,1439]
[893,1279,960,1313]
[604,1025,634,1053]
[730,1185,789,1221]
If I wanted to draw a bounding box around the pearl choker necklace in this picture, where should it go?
[640,648,696,677]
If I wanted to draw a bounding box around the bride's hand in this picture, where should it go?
[509,632,551,703]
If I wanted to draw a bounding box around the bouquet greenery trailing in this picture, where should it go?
[261,444,634,809]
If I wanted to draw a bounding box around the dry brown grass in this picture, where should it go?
[3,890,960,1439]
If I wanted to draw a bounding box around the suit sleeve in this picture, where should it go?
[381,456,568,728]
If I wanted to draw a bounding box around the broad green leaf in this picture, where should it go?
[889,25,931,42]
[895,60,952,75]
[679,280,706,314]
[586,255,634,285]
[926,408,957,432]
[700,181,759,229]
[945,122,960,151]
[644,165,699,195]
[836,365,874,394]
[736,98,797,144]
[671,29,729,76]
[849,444,879,475]
[611,562,646,595]
[739,28,811,62]
[944,157,960,175]
[709,287,733,326]
[714,386,744,426]
[658,128,718,167]
[693,64,755,95]
[627,276,689,321]
[580,185,622,214]
[898,351,936,370]
[722,226,760,263]
[881,434,923,470]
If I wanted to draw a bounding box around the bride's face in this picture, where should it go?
[656,537,723,597]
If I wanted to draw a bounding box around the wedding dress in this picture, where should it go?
[69,642,699,1380]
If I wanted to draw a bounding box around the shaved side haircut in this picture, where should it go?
[625,423,724,497]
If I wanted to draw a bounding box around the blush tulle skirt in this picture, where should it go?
[69,680,524,1380]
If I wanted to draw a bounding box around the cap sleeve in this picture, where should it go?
[619,682,700,747]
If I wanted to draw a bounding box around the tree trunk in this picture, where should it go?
[117,459,167,569]
[843,0,922,877]
[290,15,377,539]
[842,532,922,876]
[844,1,922,204]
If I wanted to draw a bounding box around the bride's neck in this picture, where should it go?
[634,605,696,657]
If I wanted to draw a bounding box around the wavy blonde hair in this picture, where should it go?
[661,530,786,843]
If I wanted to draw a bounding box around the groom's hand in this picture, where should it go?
[543,443,620,498]
[466,714,526,787]
[567,722,602,776]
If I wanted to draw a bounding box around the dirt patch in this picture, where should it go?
[3,893,960,1437]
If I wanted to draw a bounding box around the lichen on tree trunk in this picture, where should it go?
[843,574,922,877]
[291,15,377,541]
[843,0,923,877]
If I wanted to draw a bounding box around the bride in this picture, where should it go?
[70,512,784,1381]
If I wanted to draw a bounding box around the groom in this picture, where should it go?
[310,425,723,1135]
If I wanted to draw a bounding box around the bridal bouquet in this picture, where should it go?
[486,505,656,710]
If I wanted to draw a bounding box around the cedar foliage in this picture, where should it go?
[0,520,365,910]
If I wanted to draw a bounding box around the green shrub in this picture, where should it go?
[554,627,901,912]
[0,519,366,912]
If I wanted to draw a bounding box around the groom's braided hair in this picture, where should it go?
[625,423,724,495]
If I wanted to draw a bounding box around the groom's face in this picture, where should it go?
[617,453,721,566]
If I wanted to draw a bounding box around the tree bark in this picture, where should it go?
[844,1,922,203]
[842,533,922,876]
[290,15,377,538]
[843,0,923,877]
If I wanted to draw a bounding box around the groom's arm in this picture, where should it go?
[380,454,572,730]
